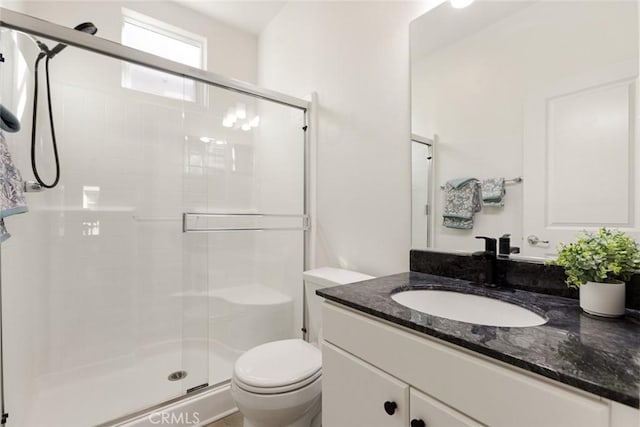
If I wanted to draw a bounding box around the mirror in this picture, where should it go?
[410,0,639,257]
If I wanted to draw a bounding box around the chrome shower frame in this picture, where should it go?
[0,7,313,426]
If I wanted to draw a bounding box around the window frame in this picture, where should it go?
[120,8,208,104]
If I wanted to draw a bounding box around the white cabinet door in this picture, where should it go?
[322,342,409,427]
[523,61,639,256]
[410,388,484,427]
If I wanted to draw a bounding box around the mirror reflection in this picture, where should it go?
[410,0,639,257]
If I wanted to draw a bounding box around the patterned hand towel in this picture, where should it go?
[0,105,20,133]
[0,132,27,242]
[481,178,506,207]
[442,178,481,229]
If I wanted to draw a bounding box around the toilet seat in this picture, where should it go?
[234,369,321,395]
[233,339,322,395]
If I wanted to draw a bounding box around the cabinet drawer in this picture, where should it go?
[410,388,484,427]
[323,302,610,427]
[322,342,409,427]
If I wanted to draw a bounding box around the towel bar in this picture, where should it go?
[440,176,522,190]
[182,212,309,233]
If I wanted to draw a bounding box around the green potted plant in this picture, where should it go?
[548,228,640,317]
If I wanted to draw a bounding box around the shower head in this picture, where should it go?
[74,22,98,35]
[39,22,98,59]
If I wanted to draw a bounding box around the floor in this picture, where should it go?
[206,412,243,427]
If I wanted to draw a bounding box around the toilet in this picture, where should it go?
[230,267,375,427]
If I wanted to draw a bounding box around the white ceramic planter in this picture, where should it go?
[579,280,626,317]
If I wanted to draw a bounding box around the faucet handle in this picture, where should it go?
[475,236,497,254]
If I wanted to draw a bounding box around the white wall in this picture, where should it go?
[412,1,638,253]
[258,1,438,277]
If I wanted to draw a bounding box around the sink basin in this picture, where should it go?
[391,289,547,327]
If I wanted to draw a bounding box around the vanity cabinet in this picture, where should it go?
[410,388,483,427]
[322,302,636,427]
[323,343,408,427]
[323,343,480,427]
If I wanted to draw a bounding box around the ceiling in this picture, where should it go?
[175,1,287,35]
[411,0,535,61]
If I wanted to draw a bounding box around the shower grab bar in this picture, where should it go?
[439,176,523,190]
[182,213,310,233]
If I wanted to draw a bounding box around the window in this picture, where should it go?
[121,9,206,102]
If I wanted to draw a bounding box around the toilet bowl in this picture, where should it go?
[230,268,374,427]
[231,339,322,427]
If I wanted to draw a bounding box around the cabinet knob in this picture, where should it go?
[411,419,426,427]
[384,401,398,415]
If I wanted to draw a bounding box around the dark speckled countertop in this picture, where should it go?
[317,271,640,408]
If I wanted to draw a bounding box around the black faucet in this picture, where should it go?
[473,236,497,286]
[498,234,520,258]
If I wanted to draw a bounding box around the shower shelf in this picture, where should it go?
[182,212,310,233]
[133,216,182,222]
[39,207,135,213]
[175,284,293,306]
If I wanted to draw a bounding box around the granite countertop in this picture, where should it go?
[317,271,640,408]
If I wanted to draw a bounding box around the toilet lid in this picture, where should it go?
[234,339,322,390]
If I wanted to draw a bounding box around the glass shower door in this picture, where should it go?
[0,31,209,426]
[181,84,306,388]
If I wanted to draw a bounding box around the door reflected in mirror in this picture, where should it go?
[410,1,639,257]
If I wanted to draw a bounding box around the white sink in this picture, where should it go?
[391,289,547,327]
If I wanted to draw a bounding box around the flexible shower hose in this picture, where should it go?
[31,51,61,189]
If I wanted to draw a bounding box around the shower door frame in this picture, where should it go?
[0,6,313,426]
[0,8,309,110]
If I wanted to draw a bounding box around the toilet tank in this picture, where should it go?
[303,267,374,344]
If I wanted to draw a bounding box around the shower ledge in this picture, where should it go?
[175,284,293,306]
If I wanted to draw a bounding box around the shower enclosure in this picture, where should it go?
[0,8,310,426]
[411,134,434,249]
